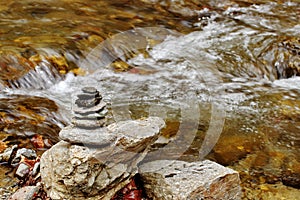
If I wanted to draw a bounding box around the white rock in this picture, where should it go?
[139,159,241,200]
[41,117,165,200]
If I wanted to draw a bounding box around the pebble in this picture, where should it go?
[12,148,37,164]
[0,145,18,163]
[15,163,30,178]
[32,162,40,176]
[81,87,98,94]
[8,185,41,200]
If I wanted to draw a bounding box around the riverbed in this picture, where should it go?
[0,0,299,199]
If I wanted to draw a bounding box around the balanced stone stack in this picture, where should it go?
[72,87,108,129]
[42,117,166,200]
[43,86,167,199]
[41,87,241,200]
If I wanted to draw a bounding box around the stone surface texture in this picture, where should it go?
[139,159,241,200]
[8,185,40,200]
[60,117,165,147]
[41,117,165,200]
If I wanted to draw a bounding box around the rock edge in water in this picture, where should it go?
[139,159,241,200]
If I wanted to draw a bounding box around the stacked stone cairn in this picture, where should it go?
[72,87,108,129]
[40,87,241,200]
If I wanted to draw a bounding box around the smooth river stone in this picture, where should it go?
[74,109,108,119]
[77,93,101,100]
[75,97,101,108]
[73,101,106,115]
[72,118,107,129]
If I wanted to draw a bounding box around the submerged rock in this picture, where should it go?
[139,160,241,200]
[0,95,66,142]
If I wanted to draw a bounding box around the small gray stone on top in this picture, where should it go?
[81,87,98,94]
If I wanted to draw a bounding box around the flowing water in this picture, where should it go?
[0,0,300,199]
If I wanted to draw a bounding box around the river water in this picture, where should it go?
[0,0,299,199]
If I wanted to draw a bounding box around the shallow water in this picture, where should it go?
[0,0,300,199]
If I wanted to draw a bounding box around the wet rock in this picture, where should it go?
[139,0,206,17]
[212,134,263,166]
[259,37,300,80]
[0,95,66,142]
[0,53,70,89]
[252,148,300,188]
[0,141,7,153]
[0,188,13,200]
[31,162,40,177]
[139,160,241,200]
[15,163,30,179]
[0,145,17,163]
[8,185,40,200]
[232,144,300,198]
[59,126,116,146]
[41,141,134,200]
[12,148,37,164]
[42,117,165,200]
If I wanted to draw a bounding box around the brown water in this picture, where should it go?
[0,0,300,199]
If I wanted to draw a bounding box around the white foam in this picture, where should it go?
[273,77,300,90]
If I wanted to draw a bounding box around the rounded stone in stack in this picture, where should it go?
[72,87,108,129]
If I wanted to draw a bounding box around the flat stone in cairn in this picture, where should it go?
[59,126,115,146]
[81,87,98,94]
[139,160,241,200]
[60,117,165,147]
[72,118,107,129]
[73,101,107,115]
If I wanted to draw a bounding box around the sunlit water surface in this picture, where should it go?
[0,0,299,199]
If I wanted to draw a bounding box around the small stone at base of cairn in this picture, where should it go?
[72,87,108,129]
